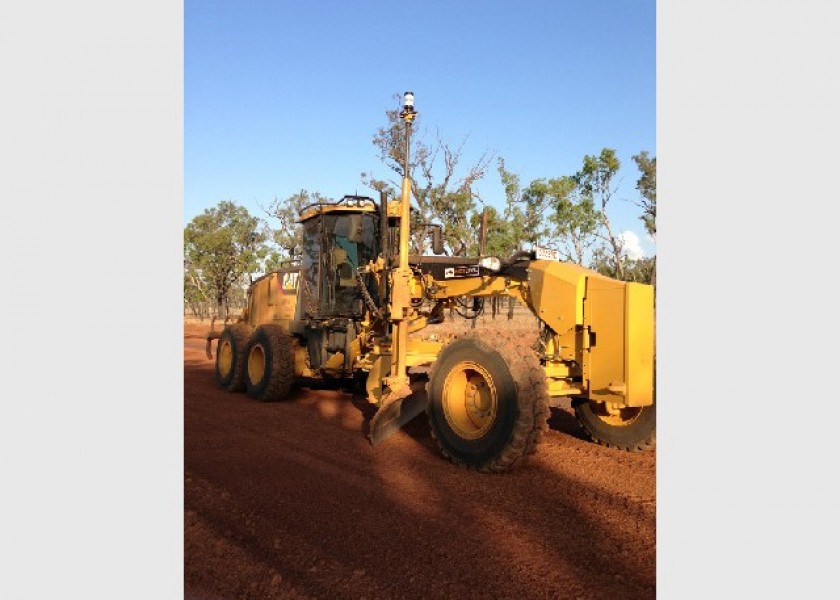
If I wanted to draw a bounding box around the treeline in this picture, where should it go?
[185,98,656,320]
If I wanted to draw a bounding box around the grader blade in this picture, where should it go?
[368,384,428,446]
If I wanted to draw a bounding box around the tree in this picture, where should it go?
[632,151,656,239]
[576,148,625,279]
[523,175,599,266]
[463,158,532,260]
[554,190,600,266]
[624,256,656,284]
[469,205,509,257]
[492,158,528,256]
[184,200,267,320]
[262,189,329,267]
[590,249,655,284]
[363,93,493,255]
[518,178,554,246]
[631,151,656,287]
[184,258,212,319]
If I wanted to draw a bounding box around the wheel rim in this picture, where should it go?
[442,361,498,440]
[592,401,644,427]
[248,344,266,385]
[218,339,233,376]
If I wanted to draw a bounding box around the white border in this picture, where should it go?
[659,1,839,596]
[1,2,183,598]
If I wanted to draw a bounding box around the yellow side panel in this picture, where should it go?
[527,261,587,331]
[247,270,299,329]
[624,283,654,407]
[586,278,627,404]
[248,275,272,326]
[527,261,589,362]
[585,278,654,407]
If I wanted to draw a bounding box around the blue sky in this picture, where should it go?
[185,0,656,255]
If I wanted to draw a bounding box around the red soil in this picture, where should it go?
[184,321,655,599]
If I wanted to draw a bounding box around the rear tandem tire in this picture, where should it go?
[426,331,549,473]
[215,324,252,392]
[573,399,656,451]
[244,324,296,402]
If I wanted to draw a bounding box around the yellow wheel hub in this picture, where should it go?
[593,401,643,427]
[248,344,266,385]
[442,361,498,440]
[219,340,233,376]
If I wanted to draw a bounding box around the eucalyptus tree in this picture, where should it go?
[576,148,625,279]
[362,93,493,255]
[184,200,267,319]
[523,174,600,266]
[262,189,331,267]
[492,158,528,256]
[632,151,656,239]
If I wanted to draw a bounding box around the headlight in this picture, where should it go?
[478,256,501,272]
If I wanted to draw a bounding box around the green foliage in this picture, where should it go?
[493,158,526,253]
[624,256,656,284]
[440,185,476,255]
[554,195,599,265]
[632,151,656,238]
[575,148,626,279]
[184,200,267,318]
[523,175,600,265]
[518,179,554,245]
[183,261,212,318]
[469,205,510,257]
[502,147,655,281]
[589,245,616,278]
[459,159,529,259]
[264,189,330,266]
[591,248,656,285]
[577,148,621,205]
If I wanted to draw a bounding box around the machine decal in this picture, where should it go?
[533,246,561,261]
[280,271,299,293]
[444,265,480,279]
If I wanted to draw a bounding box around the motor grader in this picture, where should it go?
[206,93,655,472]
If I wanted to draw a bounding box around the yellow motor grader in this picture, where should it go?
[206,93,655,472]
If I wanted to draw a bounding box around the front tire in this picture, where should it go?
[244,324,296,402]
[426,331,549,472]
[215,324,252,392]
[573,399,656,451]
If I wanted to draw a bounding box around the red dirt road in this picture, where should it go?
[184,323,656,599]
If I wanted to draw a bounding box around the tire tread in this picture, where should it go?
[426,331,550,473]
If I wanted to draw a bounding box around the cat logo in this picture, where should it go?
[281,271,299,293]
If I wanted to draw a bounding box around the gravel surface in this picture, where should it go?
[184,322,656,599]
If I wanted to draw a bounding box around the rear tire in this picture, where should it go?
[215,324,252,392]
[426,331,549,472]
[244,324,295,402]
[573,399,656,451]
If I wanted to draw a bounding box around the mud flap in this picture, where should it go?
[368,383,429,446]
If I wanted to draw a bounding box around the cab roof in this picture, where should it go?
[298,195,378,223]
